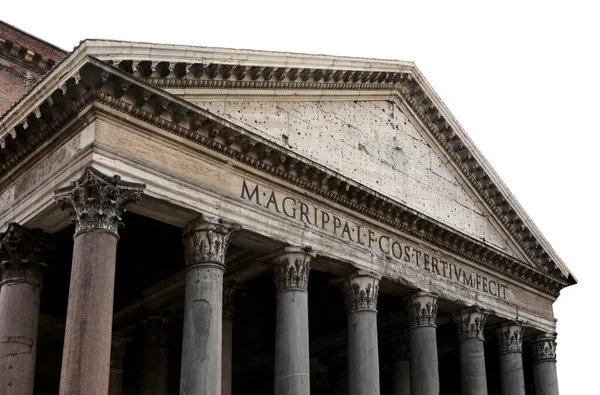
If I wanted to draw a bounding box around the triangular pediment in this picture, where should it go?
[0,39,575,293]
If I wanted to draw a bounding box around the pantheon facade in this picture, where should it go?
[0,21,575,395]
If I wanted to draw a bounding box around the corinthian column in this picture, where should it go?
[271,246,316,395]
[403,291,439,395]
[141,315,171,395]
[180,215,240,395]
[390,330,410,395]
[452,306,490,395]
[55,167,145,395]
[334,270,381,395]
[0,224,48,395]
[496,322,525,395]
[531,334,559,395]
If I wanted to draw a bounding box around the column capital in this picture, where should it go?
[0,223,49,286]
[332,270,381,313]
[452,305,491,342]
[110,336,132,370]
[143,314,171,347]
[271,246,316,293]
[183,215,241,268]
[531,333,557,363]
[390,330,410,362]
[54,167,145,237]
[403,291,438,329]
[496,321,524,354]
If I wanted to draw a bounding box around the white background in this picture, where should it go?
[4,1,598,393]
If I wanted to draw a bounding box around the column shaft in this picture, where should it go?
[272,246,315,395]
[404,291,439,395]
[109,337,130,395]
[0,278,41,395]
[275,290,310,393]
[222,318,233,395]
[141,347,169,394]
[392,360,410,395]
[60,232,118,394]
[180,264,224,394]
[109,368,124,395]
[497,323,525,395]
[334,270,381,395]
[347,310,380,394]
[532,334,559,395]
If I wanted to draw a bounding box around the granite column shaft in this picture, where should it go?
[272,247,315,395]
[141,315,170,395]
[390,331,410,395]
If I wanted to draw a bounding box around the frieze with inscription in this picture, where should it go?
[241,179,508,300]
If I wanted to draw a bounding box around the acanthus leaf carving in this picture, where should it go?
[183,215,241,267]
[403,291,438,329]
[54,167,145,237]
[452,306,491,341]
[272,246,315,292]
[497,322,524,353]
[0,223,50,285]
[531,334,557,363]
[333,270,381,313]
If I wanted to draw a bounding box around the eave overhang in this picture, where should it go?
[0,40,576,296]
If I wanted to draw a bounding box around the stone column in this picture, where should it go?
[403,291,439,395]
[452,306,490,395]
[271,246,316,395]
[334,270,381,395]
[496,322,525,395]
[55,167,145,395]
[141,315,171,395]
[322,354,347,395]
[109,336,131,395]
[0,224,48,395]
[390,331,410,395]
[180,216,240,395]
[222,284,235,395]
[531,334,559,395]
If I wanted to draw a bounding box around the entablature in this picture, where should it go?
[0,53,573,299]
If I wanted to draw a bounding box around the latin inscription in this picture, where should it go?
[241,180,508,300]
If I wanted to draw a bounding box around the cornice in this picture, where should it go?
[0,37,58,73]
[0,56,574,297]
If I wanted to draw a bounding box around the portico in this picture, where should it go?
[0,38,574,395]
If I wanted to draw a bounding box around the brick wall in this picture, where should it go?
[0,21,67,117]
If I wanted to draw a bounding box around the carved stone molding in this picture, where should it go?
[403,291,438,329]
[333,270,381,313]
[496,322,524,354]
[143,315,171,347]
[183,215,241,268]
[54,167,145,237]
[0,223,49,286]
[452,306,491,342]
[0,57,573,297]
[531,334,557,363]
[110,336,132,370]
[271,246,316,293]
[223,283,236,320]
[390,330,410,362]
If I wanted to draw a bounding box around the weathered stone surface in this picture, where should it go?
[198,100,517,257]
[531,334,559,395]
